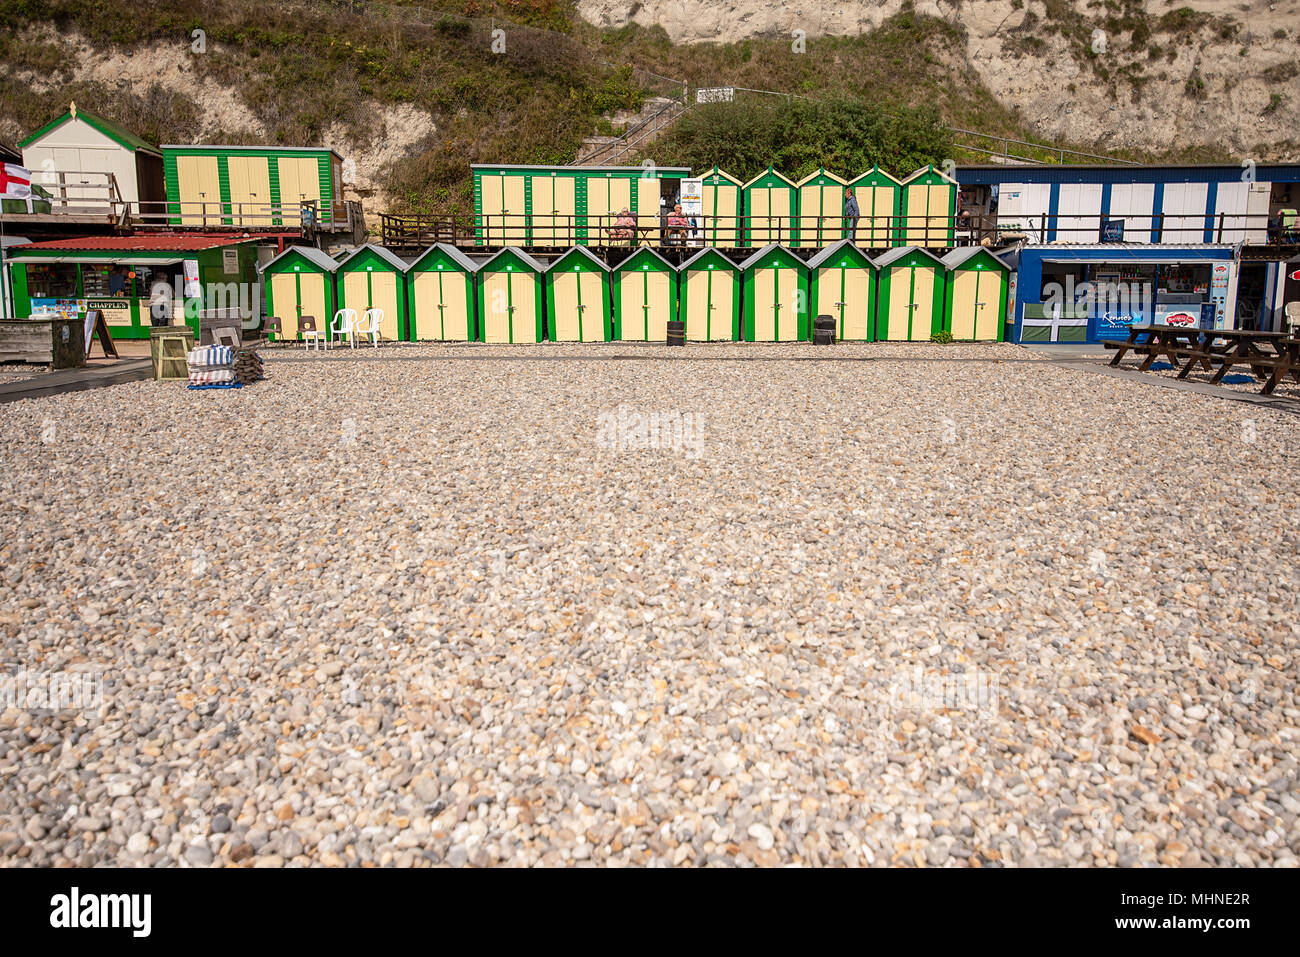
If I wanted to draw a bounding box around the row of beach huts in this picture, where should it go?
[261,240,1009,343]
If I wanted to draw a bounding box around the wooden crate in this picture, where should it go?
[0,317,86,368]
[150,327,195,381]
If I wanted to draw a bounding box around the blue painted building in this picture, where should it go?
[954,164,1300,339]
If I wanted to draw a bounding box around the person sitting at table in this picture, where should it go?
[611,208,636,244]
[666,204,690,245]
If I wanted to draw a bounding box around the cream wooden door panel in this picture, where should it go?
[929,185,950,244]
[368,273,400,341]
[815,267,838,324]
[503,176,526,244]
[644,272,670,341]
[271,274,300,339]
[481,175,505,245]
[342,272,368,338]
[299,274,325,340]
[227,156,272,225]
[412,272,437,339]
[510,272,537,342]
[798,186,820,247]
[911,267,935,340]
[753,269,776,341]
[579,271,605,340]
[905,184,929,245]
[531,177,554,246]
[278,158,300,221]
[950,270,979,340]
[886,266,912,340]
[706,185,738,245]
[770,191,791,244]
[441,274,470,341]
[749,191,770,245]
[177,155,220,225]
[777,268,798,340]
[973,271,1003,341]
[551,272,580,341]
[619,273,647,340]
[685,272,709,340]
[554,176,576,244]
[278,157,320,208]
[482,272,511,342]
[637,177,660,245]
[842,269,871,340]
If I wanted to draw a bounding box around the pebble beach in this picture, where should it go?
[1,341,1297,867]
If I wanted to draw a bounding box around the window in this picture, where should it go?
[25,263,79,298]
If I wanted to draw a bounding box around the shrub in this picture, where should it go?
[930,330,954,344]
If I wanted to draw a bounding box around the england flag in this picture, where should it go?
[0,163,31,200]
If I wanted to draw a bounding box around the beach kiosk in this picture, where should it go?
[406,243,478,341]
[847,166,903,248]
[941,247,1009,341]
[611,247,677,341]
[741,167,798,247]
[8,234,261,340]
[678,248,740,342]
[874,246,946,341]
[699,166,743,247]
[477,247,546,343]
[262,245,338,342]
[900,165,958,247]
[795,167,849,249]
[335,243,408,342]
[545,246,612,342]
[807,240,877,341]
[740,244,809,342]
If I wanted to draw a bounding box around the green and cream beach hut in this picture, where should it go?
[261,245,338,342]
[611,248,677,341]
[740,244,810,342]
[406,243,478,341]
[335,243,408,342]
[847,166,903,248]
[941,247,1009,341]
[545,246,612,342]
[794,167,848,249]
[699,166,743,247]
[477,247,546,343]
[807,240,877,342]
[874,246,946,341]
[900,165,958,247]
[678,248,740,342]
[741,167,797,247]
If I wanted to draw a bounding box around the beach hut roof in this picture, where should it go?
[849,166,903,186]
[335,243,409,271]
[738,244,799,271]
[741,166,796,190]
[408,242,479,273]
[806,239,875,270]
[701,165,743,186]
[480,246,547,272]
[873,245,946,269]
[546,245,610,272]
[614,247,676,272]
[796,167,848,187]
[680,247,740,272]
[258,245,338,274]
[900,164,958,186]
[940,246,1010,270]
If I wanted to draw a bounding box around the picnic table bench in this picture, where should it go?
[1103,324,1300,395]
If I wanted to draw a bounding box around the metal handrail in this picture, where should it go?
[383,208,1298,250]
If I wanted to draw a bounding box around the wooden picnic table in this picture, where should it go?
[1106,324,1300,395]
[1103,323,1206,370]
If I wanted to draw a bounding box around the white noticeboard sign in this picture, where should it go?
[679,179,703,219]
[182,259,201,299]
[223,248,239,275]
[695,87,734,105]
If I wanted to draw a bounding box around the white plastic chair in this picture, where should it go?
[1285,302,1300,338]
[357,308,384,347]
[330,308,358,349]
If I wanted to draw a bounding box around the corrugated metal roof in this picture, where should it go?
[873,246,945,269]
[940,247,1010,269]
[480,246,547,272]
[737,244,797,270]
[806,239,874,269]
[407,243,479,273]
[957,164,1300,186]
[17,234,256,252]
[259,245,338,272]
[679,247,739,271]
[545,245,609,272]
[471,164,689,173]
[334,243,408,272]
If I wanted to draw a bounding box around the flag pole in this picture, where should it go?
[1,203,8,319]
